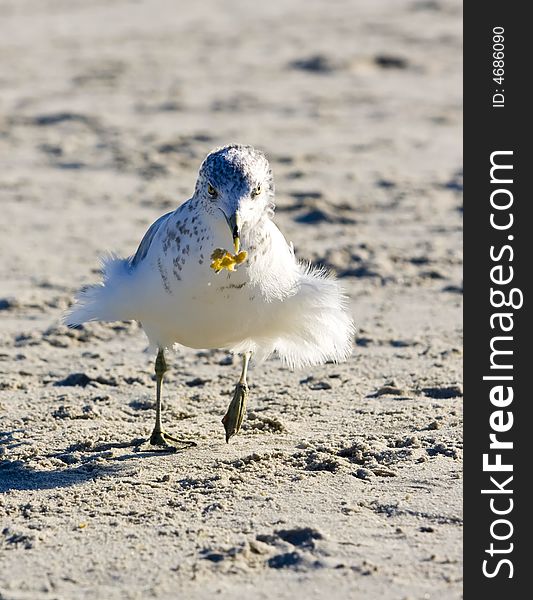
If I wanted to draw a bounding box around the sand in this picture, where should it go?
[0,0,462,598]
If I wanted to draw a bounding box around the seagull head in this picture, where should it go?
[195,145,274,252]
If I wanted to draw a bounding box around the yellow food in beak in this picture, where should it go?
[209,210,246,273]
[210,247,248,273]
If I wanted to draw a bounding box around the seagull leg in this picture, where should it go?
[222,352,251,443]
[144,348,196,451]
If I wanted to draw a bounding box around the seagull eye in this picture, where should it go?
[207,184,218,199]
[251,185,262,198]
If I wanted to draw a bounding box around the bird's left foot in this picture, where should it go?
[222,382,248,443]
[137,430,197,452]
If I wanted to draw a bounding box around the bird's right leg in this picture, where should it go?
[143,348,196,451]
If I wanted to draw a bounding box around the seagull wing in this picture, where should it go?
[130,211,173,268]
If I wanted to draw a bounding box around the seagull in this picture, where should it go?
[65,145,355,449]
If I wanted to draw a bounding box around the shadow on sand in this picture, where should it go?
[0,460,124,492]
[0,438,193,492]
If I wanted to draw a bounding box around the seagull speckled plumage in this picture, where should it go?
[65,145,355,448]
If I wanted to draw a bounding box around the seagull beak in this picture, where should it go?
[227,212,241,253]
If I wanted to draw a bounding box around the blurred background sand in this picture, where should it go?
[0,1,462,598]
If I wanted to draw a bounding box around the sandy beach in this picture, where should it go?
[0,0,462,598]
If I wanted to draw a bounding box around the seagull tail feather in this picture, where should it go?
[232,263,355,370]
[63,254,137,327]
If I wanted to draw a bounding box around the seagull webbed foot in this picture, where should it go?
[222,382,249,443]
[137,430,197,452]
